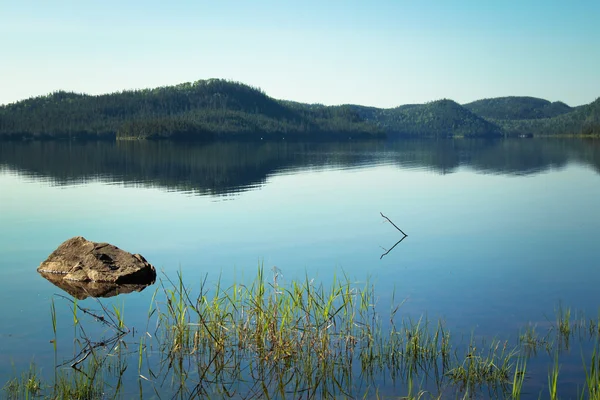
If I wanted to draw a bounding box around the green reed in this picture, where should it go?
[581,343,600,399]
[445,336,516,394]
[147,267,531,398]
[9,268,600,399]
[1,360,106,400]
[519,323,552,357]
[511,356,527,400]
[548,352,560,400]
[2,363,41,400]
[52,364,104,400]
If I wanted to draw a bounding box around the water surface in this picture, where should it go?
[1,139,599,397]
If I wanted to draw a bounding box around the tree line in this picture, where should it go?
[0,79,383,140]
[0,79,598,140]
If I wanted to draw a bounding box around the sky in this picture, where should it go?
[1,0,599,108]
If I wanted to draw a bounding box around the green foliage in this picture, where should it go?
[6,271,600,398]
[348,99,503,138]
[492,97,600,137]
[463,96,573,120]
[2,363,42,399]
[0,79,383,140]
[0,80,598,139]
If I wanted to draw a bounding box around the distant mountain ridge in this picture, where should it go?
[0,79,598,140]
[463,96,573,120]
[489,97,600,137]
[349,99,502,137]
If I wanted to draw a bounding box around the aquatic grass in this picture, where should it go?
[587,315,600,339]
[2,363,42,400]
[50,298,57,339]
[146,268,537,398]
[52,362,105,400]
[2,360,105,400]
[400,364,444,400]
[511,356,527,400]
[519,323,552,357]
[112,302,125,331]
[548,352,560,400]
[49,297,59,391]
[10,270,600,399]
[157,270,193,355]
[150,267,398,397]
[556,302,572,349]
[581,343,600,399]
[445,336,517,394]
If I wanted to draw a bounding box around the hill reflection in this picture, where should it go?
[1,139,599,196]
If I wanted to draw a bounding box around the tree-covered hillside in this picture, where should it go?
[351,99,503,137]
[0,79,383,140]
[463,96,572,120]
[0,79,597,140]
[493,97,600,136]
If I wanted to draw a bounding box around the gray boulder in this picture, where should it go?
[38,236,156,284]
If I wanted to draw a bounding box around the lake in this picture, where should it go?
[1,139,600,398]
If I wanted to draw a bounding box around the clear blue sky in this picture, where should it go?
[1,0,599,107]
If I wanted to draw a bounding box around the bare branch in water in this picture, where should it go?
[380,235,407,259]
[380,212,408,237]
[53,294,129,370]
[379,212,408,259]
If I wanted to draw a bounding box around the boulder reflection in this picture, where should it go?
[38,271,155,299]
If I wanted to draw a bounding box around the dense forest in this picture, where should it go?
[349,99,503,137]
[462,96,600,137]
[488,98,600,137]
[0,79,598,140]
[463,96,573,120]
[0,80,382,140]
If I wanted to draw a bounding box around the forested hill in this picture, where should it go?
[0,79,598,140]
[0,79,383,140]
[491,97,600,137]
[350,99,502,137]
[463,96,573,120]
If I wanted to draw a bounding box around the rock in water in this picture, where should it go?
[37,236,157,284]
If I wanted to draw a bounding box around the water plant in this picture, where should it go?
[445,337,516,395]
[5,268,600,399]
[519,324,551,357]
[581,342,600,399]
[134,267,529,398]
[548,352,560,400]
[511,356,527,400]
[2,363,41,400]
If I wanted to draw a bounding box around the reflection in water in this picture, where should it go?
[1,138,600,399]
[380,235,407,260]
[379,212,408,259]
[38,271,154,299]
[0,139,599,196]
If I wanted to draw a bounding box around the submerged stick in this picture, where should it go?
[380,212,407,237]
[380,236,407,260]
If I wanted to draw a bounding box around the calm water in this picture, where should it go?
[1,139,600,397]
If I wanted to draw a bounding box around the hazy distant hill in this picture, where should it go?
[0,79,597,140]
[493,97,600,136]
[350,99,502,137]
[463,96,572,121]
